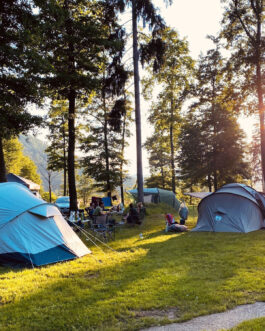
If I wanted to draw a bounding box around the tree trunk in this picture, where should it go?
[48,173,52,203]
[213,170,218,191]
[120,110,127,205]
[103,90,111,196]
[189,184,193,205]
[68,88,78,211]
[120,178,124,205]
[132,1,144,203]
[0,136,7,183]
[207,174,212,192]
[65,0,77,211]
[256,17,265,190]
[62,119,67,196]
[170,99,176,194]
[161,166,165,189]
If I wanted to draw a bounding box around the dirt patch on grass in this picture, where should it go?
[83,271,100,279]
[133,307,179,321]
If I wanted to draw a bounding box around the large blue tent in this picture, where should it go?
[0,182,90,266]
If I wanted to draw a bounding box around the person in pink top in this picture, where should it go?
[165,213,188,233]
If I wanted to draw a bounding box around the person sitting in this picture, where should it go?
[165,213,188,233]
[126,203,141,225]
[179,202,189,225]
[93,202,105,216]
[86,202,96,219]
[118,201,125,214]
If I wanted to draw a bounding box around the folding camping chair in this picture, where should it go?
[90,214,115,241]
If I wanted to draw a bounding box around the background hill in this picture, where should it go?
[19,135,63,193]
[19,135,137,195]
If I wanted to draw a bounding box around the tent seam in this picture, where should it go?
[0,203,60,230]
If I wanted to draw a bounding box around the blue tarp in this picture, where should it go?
[102,197,112,207]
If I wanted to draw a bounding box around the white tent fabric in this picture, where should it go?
[184,192,212,199]
[143,195,152,203]
[0,182,90,266]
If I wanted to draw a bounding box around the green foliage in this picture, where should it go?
[76,174,94,207]
[36,0,129,209]
[232,317,265,330]
[143,28,195,193]
[178,41,250,190]
[0,0,43,181]
[144,132,172,190]
[220,0,265,185]
[2,207,265,329]
[46,99,68,173]
[220,0,264,111]
[145,173,172,190]
[19,156,42,185]
[41,191,57,203]
[81,96,132,194]
[37,0,127,100]
[45,99,69,196]
[3,137,42,185]
[0,0,43,138]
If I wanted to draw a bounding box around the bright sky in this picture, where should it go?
[125,0,256,177]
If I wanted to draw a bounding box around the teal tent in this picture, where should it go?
[129,188,180,210]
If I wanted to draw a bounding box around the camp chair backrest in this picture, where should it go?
[95,215,108,225]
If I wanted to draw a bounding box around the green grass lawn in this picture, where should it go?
[1,204,265,330]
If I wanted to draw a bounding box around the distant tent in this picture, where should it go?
[7,172,41,196]
[192,183,265,233]
[0,183,90,267]
[129,188,180,210]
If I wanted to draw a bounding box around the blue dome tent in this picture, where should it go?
[0,183,90,266]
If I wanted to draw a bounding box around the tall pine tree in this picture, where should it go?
[143,28,194,193]
[0,0,43,182]
[178,42,250,190]
[37,0,127,210]
[220,0,265,187]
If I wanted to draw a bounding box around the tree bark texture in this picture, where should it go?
[68,88,78,211]
[132,0,144,203]
[120,112,127,205]
[103,90,111,195]
[48,173,52,203]
[65,0,78,211]
[0,136,7,183]
[62,120,67,196]
[170,99,176,194]
[255,10,265,190]
[207,174,212,192]
[161,166,165,189]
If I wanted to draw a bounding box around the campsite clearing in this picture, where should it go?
[1,204,265,330]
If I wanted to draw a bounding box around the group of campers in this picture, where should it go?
[86,200,146,226]
[82,197,189,232]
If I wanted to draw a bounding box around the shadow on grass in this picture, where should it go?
[1,229,265,330]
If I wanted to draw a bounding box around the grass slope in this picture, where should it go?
[1,204,265,330]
